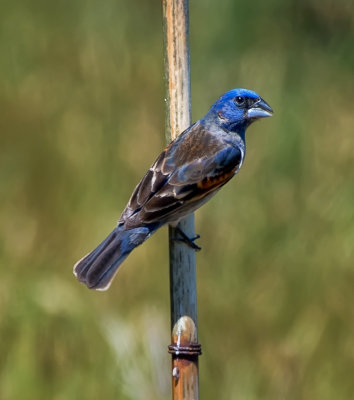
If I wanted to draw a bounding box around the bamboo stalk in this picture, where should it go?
[162,1,201,399]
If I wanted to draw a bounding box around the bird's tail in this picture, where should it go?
[73,225,152,290]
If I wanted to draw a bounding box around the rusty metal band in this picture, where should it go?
[168,343,202,357]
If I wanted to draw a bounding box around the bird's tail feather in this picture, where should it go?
[73,225,152,290]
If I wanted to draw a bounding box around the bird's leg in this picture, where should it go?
[171,226,201,251]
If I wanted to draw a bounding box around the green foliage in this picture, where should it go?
[0,0,354,398]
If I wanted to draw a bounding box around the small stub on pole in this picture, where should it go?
[162,0,201,399]
[168,316,202,357]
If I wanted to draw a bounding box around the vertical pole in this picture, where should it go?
[162,1,201,399]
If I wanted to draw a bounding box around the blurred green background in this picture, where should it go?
[1,0,354,399]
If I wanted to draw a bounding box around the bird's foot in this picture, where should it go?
[172,226,201,251]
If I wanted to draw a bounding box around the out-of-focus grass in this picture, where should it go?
[0,0,354,399]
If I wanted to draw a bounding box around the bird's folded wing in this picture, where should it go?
[120,124,243,226]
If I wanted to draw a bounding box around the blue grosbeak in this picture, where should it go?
[74,88,273,290]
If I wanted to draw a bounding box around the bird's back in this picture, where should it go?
[119,121,245,229]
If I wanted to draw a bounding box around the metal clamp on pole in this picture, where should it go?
[168,343,202,358]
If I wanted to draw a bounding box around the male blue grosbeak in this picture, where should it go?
[74,88,273,290]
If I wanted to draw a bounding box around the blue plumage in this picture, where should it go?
[74,88,273,290]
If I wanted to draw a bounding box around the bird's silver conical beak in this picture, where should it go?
[247,98,273,119]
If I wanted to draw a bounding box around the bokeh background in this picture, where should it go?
[1,0,354,399]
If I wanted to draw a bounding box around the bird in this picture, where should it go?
[74,88,273,291]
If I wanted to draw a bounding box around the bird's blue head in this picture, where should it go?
[203,88,273,138]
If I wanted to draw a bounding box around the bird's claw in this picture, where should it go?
[172,227,201,251]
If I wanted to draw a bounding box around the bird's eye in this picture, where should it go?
[235,96,245,105]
